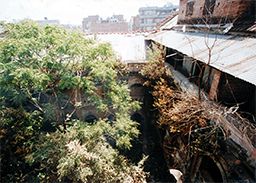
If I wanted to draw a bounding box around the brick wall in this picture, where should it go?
[178,0,253,24]
[89,22,129,33]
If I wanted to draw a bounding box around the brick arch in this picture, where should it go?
[131,112,145,123]
[129,83,145,102]
[193,154,228,182]
[84,113,98,123]
[128,76,145,88]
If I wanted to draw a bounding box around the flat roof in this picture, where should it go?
[87,33,147,64]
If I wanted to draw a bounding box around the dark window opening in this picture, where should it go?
[130,84,145,101]
[182,56,194,77]
[107,114,115,122]
[203,0,216,16]
[131,113,144,124]
[165,48,183,71]
[107,114,116,125]
[85,114,97,124]
[173,58,183,70]
[186,1,195,16]
[190,61,203,85]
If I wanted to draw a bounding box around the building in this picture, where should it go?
[36,17,60,26]
[82,15,100,32]
[146,0,256,182]
[82,15,129,34]
[60,24,82,31]
[156,12,179,31]
[138,3,178,31]
[36,18,81,31]
[148,0,256,117]
[107,15,125,22]
[89,22,128,34]
[178,0,255,25]
[129,15,140,32]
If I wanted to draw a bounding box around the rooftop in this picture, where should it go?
[86,33,147,64]
[147,30,256,86]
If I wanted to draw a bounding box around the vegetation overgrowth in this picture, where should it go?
[0,21,146,182]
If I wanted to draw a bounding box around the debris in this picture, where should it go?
[169,169,183,183]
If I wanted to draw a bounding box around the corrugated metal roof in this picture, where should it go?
[147,31,256,86]
[159,15,178,30]
[157,13,178,30]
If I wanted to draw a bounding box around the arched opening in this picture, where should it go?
[84,114,98,124]
[130,83,145,101]
[194,155,226,182]
[107,114,115,123]
[131,112,144,124]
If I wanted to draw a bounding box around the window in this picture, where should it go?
[85,114,97,123]
[107,114,115,123]
[186,1,195,16]
[203,0,216,15]
[131,113,144,123]
[146,19,153,24]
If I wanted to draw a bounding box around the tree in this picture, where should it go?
[0,21,146,182]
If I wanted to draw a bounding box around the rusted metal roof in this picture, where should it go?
[157,13,178,30]
[147,30,256,86]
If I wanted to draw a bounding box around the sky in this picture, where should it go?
[0,0,179,25]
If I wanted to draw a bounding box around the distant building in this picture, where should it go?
[130,15,140,32]
[89,22,128,34]
[37,17,60,26]
[82,15,129,34]
[36,18,81,31]
[82,15,100,32]
[107,15,125,22]
[138,3,178,31]
[61,24,82,31]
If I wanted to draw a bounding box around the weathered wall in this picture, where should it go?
[89,22,129,33]
[178,0,254,24]
[61,65,147,123]
[208,69,221,100]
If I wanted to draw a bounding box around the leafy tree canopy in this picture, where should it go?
[0,21,145,182]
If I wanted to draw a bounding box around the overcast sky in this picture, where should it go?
[0,0,179,25]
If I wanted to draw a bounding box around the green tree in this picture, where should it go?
[0,21,145,182]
